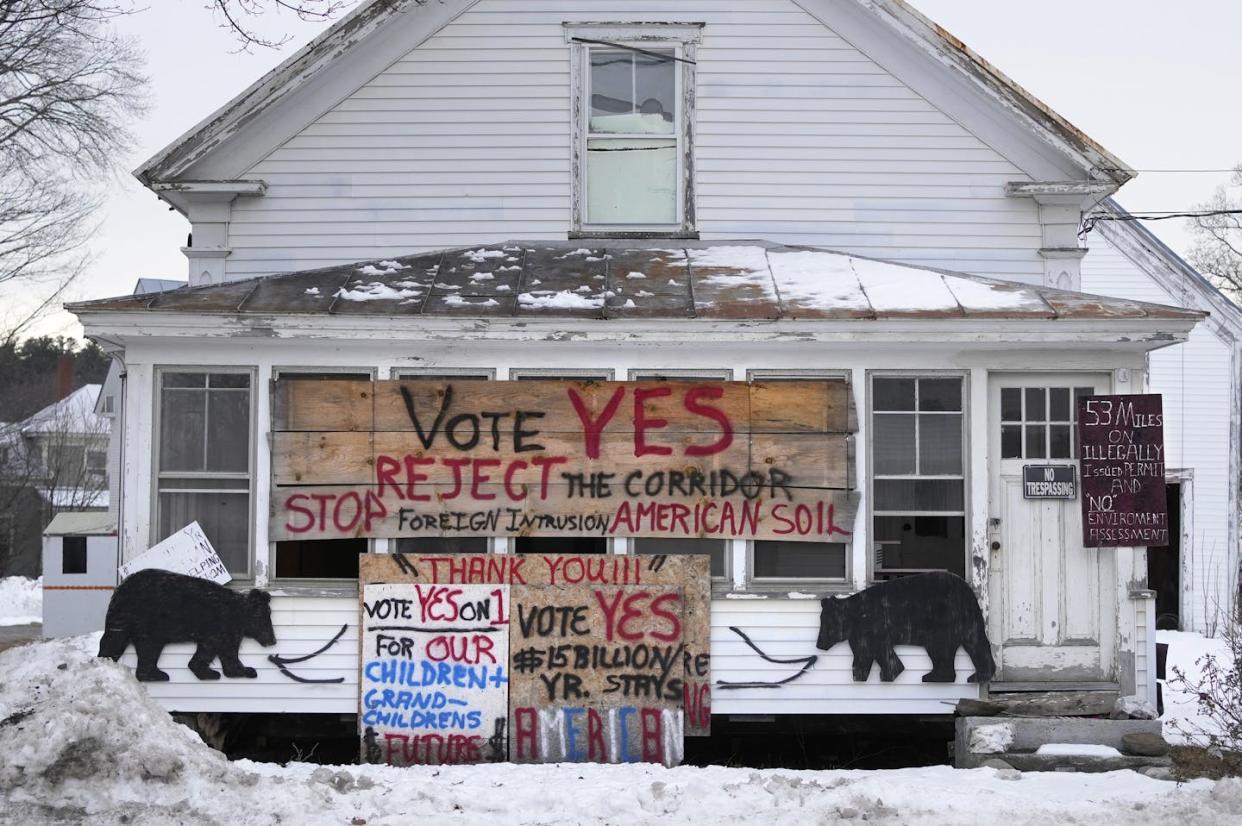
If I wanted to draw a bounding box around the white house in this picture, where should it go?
[68,0,1233,747]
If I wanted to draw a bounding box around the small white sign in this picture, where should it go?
[118,522,231,584]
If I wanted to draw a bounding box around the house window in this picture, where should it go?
[1001,386,1094,459]
[871,376,966,580]
[156,370,252,575]
[62,536,87,574]
[274,371,372,579]
[392,372,493,557]
[567,24,700,233]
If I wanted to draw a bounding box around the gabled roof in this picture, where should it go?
[67,242,1202,323]
[135,0,1132,189]
[1093,199,1242,344]
[20,386,106,437]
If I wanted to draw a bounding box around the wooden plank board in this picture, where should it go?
[355,553,710,764]
[270,484,858,543]
[274,378,849,434]
[271,431,849,488]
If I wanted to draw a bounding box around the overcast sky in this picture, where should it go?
[19,0,1242,338]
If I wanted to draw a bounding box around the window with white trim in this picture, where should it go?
[870,376,966,580]
[567,24,699,233]
[156,370,253,575]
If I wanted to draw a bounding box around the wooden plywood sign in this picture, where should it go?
[270,378,857,543]
[358,553,710,767]
[1077,394,1168,547]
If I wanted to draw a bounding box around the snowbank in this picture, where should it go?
[0,576,41,626]
[1159,629,1234,745]
[1,637,1240,825]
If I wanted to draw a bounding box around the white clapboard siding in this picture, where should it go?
[121,596,358,713]
[1083,238,1235,633]
[710,598,979,716]
[228,0,1042,281]
[128,595,976,716]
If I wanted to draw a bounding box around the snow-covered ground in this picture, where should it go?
[2,636,1240,825]
[0,576,40,626]
[1159,629,1233,746]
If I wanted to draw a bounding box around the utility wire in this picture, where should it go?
[1080,208,1242,236]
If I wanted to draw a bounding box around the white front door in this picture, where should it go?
[987,374,1117,683]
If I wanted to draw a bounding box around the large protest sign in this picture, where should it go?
[1077,394,1168,547]
[357,553,710,767]
[269,378,856,543]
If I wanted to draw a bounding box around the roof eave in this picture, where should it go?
[870,0,1135,185]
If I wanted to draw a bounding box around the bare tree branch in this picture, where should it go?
[1188,165,1242,301]
[0,1,147,342]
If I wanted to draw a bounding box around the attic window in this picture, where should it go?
[566,24,701,235]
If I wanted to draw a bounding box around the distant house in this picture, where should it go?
[0,385,109,576]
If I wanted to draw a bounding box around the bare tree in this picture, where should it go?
[0,1,147,343]
[1188,165,1242,301]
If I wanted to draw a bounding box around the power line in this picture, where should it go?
[1080,208,1242,236]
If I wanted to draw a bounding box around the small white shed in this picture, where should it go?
[42,511,118,638]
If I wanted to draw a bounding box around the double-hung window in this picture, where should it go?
[870,376,966,580]
[566,24,700,234]
[155,370,253,575]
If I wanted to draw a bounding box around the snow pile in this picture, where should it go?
[1036,744,1123,758]
[0,576,41,625]
[2,637,1241,824]
[0,636,255,821]
[1160,629,1234,745]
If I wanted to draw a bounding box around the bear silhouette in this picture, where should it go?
[98,569,276,681]
[816,571,995,683]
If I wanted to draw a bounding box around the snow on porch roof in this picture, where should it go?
[67,242,1204,323]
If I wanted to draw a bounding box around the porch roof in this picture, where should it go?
[67,242,1204,323]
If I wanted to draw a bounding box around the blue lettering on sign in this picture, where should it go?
[360,707,484,730]
[363,659,508,689]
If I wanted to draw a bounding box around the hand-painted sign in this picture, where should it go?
[361,582,510,765]
[358,553,710,767]
[119,521,231,584]
[1022,465,1076,499]
[1077,394,1168,547]
[270,379,857,543]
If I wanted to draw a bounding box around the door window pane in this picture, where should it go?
[394,537,489,555]
[1001,425,1022,459]
[874,516,965,578]
[1049,387,1071,421]
[1001,388,1022,421]
[159,388,205,472]
[874,479,964,512]
[206,389,250,472]
[1049,425,1072,459]
[1024,388,1046,422]
[1025,424,1046,458]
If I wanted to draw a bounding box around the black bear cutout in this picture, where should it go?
[98,569,276,681]
[816,571,995,683]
